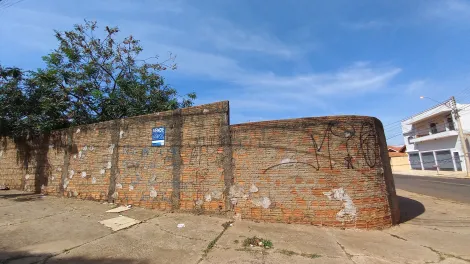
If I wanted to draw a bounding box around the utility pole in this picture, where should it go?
[450,96,470,176]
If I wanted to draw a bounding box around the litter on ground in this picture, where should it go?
[106,206,131,213]
[99,216,140,231]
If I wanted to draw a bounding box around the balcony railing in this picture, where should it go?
[406,121,455,139]
[409,130,458,143]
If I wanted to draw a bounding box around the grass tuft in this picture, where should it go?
[278,249,296,256]
[277,249,322,259]
[301,253,322,259]
[242,236,273,249]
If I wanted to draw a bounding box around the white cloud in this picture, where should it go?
[0,7,79,52]
[180,58,402,122]
[405,80,428,94]
[156,44,402,100]
[144,44,244,81]
[425,0,470,21]
[239,63,402,95]
[0,0,405,124]
[198,18,303,58]
[118,19,305,60]
[0,0,304,60]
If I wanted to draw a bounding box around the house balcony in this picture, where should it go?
[404,105,452,125]
[409,130,459,143]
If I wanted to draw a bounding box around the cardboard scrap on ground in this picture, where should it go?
[106,206,131,213]
[99,216,141,231]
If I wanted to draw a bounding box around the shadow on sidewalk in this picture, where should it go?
[398,195,425,223]
[0,250,149,264]
[0,192,43,202]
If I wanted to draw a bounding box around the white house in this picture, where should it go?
[401,99,470,172]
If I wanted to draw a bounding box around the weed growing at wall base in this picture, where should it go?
[243,236,273,249]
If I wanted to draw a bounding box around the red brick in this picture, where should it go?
[0,102,399,230]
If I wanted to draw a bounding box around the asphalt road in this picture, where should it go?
[394,174,470,204]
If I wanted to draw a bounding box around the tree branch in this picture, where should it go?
[58,83,100,116]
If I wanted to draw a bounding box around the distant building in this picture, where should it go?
[401,99,470,172]
[388,145,406,153]
[388,145,409,172]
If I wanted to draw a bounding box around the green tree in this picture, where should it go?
[0,66,72,137]
[0,66,28,136]
[0,20,196,138]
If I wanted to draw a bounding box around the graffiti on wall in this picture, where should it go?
[309,120,378,170]
[230,120,382,222]
[260,121,379,173]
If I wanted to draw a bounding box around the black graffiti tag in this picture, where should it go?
[359,122,377,168]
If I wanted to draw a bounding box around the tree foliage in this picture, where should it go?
[0,20,195,138]
[0,66,27,136]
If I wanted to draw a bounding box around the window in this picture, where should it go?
[447,117,455,131]
[407,136,414,145]
[430,123,438,134]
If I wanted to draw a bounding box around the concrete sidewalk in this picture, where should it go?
[394,170,469,179]
[0,190,469,264]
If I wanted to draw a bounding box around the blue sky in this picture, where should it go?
[1,0,470,145]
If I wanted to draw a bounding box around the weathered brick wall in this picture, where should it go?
[0,101,399,229]
[114,101,230,212]
[37,133,66,195]
[59,123,115,200]
[0,138,24,190]
[0,133,66,193]
[0,101,230,214]
[230,116,399,228]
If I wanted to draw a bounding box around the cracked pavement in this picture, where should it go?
[0,189,469,264]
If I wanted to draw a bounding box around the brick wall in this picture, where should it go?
[114,101,230,212]
[230,116,398,228]
[0,101,399,229]
[0,137,24,190]
[0,133,66,193]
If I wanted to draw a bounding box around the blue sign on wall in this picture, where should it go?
[152,127,165,146]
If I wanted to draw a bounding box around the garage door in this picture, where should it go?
[409,153,422,170]
[436,150,454,171]
[421,152,436,170]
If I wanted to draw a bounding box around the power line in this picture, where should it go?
[387,122,463,141]
[457,94,470,103]
[455,86,470,99]
[384,98,454,142]
[384,124,405,133]
[456,90,470,102]
[383,120,403,128]
[457,103,470,113]
[0,0,11,8]
[384,97,462,134]
[2,0,23,8]
[0,0,24,11]
[386,122,452,140]
[386,100,470,141]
